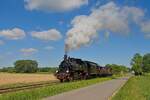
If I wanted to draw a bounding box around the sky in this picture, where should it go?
[0,0,150,67]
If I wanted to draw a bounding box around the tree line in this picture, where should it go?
[0,60,130,74]
[131,53,150,75]
[1,53,148,75]
[0,60,57,73]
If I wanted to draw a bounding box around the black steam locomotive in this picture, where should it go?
[55,55,112,82]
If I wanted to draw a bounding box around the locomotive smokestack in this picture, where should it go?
[64,54,67,61]
[64,44,68,61]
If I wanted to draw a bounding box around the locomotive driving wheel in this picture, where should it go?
[60,79,63,82]
[68,76,73,81]
[83,73,88,79]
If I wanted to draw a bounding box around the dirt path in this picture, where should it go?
[44,77,130,100]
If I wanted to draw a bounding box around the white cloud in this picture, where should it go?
[44,46,54,50]
[31,29,62,41]
[122,6,144,24]
[141,20,150,33]
[0,40,4,45]
[104,31,110,39]
[140,21,150,38]
[0,28,26,40]
[65,2,145,51]
[20,48,38,56]
[58,20,64,25]
[144,34,150,38]
[24,0,88,12]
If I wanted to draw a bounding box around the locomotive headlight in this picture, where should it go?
[66,70,69,73]
[56,70,58,73]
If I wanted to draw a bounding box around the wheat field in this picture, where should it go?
[0,73,57,86]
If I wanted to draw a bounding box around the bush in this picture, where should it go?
[38,67,57,73]
[106,64,129,75]
[14,60,38,73]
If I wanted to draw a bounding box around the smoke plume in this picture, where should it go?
[65,2,144,52]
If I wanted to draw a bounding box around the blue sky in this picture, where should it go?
[0,0,150,67]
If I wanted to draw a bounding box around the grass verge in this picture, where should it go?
[0,77,114,100]
[112,74,150,100]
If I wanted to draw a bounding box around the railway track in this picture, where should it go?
[0,81,59,94]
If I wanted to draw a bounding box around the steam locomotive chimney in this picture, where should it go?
[64,44,68,61]
[64,53,68,61]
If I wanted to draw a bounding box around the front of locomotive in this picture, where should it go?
[55,55,72,82]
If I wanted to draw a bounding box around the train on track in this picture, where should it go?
[55,55,113,82]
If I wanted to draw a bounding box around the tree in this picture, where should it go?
[131,53,143,75]
[14,60,38,73]
[143,53,150,72]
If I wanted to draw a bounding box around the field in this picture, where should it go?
[112,74,150,100]
[0,77,114,100]
[0,73,57,86]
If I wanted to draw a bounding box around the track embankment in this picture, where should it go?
[0,81,59,94]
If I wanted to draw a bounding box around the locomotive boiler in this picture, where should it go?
[55,55,112,82]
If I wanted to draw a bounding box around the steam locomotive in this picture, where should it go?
[55,55,112,82]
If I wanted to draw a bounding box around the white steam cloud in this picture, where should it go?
[65,2,144,52]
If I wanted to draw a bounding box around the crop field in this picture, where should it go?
[112,74,150,100]
[0,73,57,86]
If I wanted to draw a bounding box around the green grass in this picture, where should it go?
[0,77,114,100]
[112,74,150,100]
